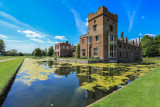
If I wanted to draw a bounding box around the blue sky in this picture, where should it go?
[0,0,159,53]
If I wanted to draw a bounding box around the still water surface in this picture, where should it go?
[2,58,153,107]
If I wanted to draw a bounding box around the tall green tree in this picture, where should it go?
[48,46,54,56]
[0,39,6,55]
[141,35,153,57]
[76,43,80,58]
[33,48,42,57]
[41,50,46,56]
[19,52,24,56]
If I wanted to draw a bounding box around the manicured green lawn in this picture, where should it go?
[0,57,24,94]
[0,56,15,60]
[91,59,160,107]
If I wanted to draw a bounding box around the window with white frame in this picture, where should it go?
[110,45,117,58]
[94,48,98,56]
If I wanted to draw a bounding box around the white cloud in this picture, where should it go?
[129,38,140,43]
[0,11,50,39]
[5,40,24,42]
[71,9,88,34]
[31,39,44,43]
[0,34,8,38]
[17,30,21,32]
[145,34,156,37]
[23,30,44,39]
[139,33,143,36]
[6,43,39,53]
[141,16,144,19]
[54,35,67,40]
[85,18,88,27]
[128,11,136,32]
[47,41,59,44]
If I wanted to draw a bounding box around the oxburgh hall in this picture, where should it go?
[80,6,142,62]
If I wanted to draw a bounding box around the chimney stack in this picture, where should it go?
[136,39,137,45]
[121,32,124,38]
[139,36,141,46]
[66,41,68,44]
[133,40,135,45]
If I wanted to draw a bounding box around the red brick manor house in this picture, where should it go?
[80,6,142,62]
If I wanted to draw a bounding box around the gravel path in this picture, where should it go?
[0,58,16,62]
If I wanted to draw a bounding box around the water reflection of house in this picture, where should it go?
[54,66,74,77]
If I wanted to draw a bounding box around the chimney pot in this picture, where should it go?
[121,32,124,38]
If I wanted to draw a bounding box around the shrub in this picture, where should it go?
[90,56,100,59]
[80,56,87,59]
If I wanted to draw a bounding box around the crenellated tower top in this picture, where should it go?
[88,6,118,22]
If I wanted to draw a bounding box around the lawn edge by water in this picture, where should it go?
[89,65,160,107]
[0,58,24,106]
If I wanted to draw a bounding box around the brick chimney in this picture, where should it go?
[121,32,124,38]
[66,41,68,44]
[136,39,137,45]
[139,36,141,46]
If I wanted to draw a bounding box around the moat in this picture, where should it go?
[2,58,155,107]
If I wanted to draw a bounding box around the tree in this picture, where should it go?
[41,50,46,56]
[45,48,47,55]
[48,46,54,56]
[19,52,24,56]
[33,48,42,57]
[0,39,6,55]
[141,35,153,57]
[76,43,80,58]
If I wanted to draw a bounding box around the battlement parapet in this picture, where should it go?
[88,6,118,22]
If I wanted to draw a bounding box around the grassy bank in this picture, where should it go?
[0,57,24,94]
[91,59,160,107]
[0,56,15,60]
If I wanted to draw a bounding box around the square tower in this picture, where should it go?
[80,6,118,61]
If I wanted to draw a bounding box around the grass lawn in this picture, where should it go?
[0,57,24,94]
[91,58,160,107]
[0,56,15,60]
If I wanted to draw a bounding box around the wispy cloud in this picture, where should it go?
[139,33,143,36]
[0,11,36,30]
[31,39,44,43]
[47,41,59,44]
[0,11,49,39]
[141,16,144,19]
[5,40,24,42]
[85,18,88,27]
[128,11,136,32]
[71,9,88,34]
[0,34,8,38]
[54,35,67,40]
[17,30,21,32]
[22,30,45,39]
[145,34,156,37]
